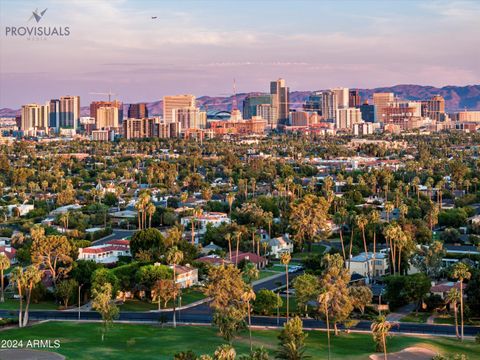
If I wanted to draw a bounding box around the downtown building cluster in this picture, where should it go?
[11,78,480,141]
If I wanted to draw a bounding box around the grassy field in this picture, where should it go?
[256,269,281,281]
[1,322,479,360]
[119,289,205,312]
[0,298,60,311]
[400,312,431,323]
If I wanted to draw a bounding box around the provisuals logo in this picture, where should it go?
[4,7,70,40]
[29,8,48,23]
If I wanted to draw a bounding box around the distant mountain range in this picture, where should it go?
[1,84,479,118]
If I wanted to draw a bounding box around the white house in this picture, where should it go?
[78,240,131,264]
[7,204,34,217]
[172,264,198,289]
[349,252,389,279]
[180,212,230,239]
[263,234,294,258]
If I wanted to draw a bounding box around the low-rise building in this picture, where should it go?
[349,252,389,279]
[263,234,293,258]
[180,212,230,242]
[78,240,131,264]
[172,264,198,289]
[230,252,268,269]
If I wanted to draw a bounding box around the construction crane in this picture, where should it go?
[89,90,117,102]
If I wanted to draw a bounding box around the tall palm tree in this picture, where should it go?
[280,252,291,320]
[370,210,380,278]
[356,214,371,279]
[225,233,233,261]
[450,262,471,341]
[241,287,256,351]
[166,246,184,328]
[234,231,242,265]
[0,253,10,303]
[334,209,347,262]
[446,288,460,339]
[384,202,394,223]
[146,202,156,228]
[318,291,331,360]
[226,193,235,217]
[371,315,393,360]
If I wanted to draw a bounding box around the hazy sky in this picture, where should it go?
[1,0,479,108]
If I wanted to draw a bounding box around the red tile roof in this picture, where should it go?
[0,246,16,260]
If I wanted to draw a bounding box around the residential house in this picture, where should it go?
[172,264,198,289]
[430,281,466,300]
[349,252,388,279]
[78,240,131,264]
[263,234,294,258]
[180,212,230,243]
[230,252,268,269]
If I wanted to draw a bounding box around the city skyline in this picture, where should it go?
[1,0,479,108]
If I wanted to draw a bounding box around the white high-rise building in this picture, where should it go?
[321,91,337,120]
[332,88,349,109]
[335,107,362,130]
[163,95,196,123]
[174,107,207,130]
[20,103,49,134]
[96,106,119,129]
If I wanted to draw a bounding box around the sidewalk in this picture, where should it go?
[386,303,416,321]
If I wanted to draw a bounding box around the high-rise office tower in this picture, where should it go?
[360,101,376,122]
[59,96,80,130]
[123,118,158,139]
[303,92,322,114]
[332,87,349,109]
[243,94,272,119]
[96,106,119,129]
[128,103,149,119]
[163,95,196,123]
[422,95,445,122]
[349,89,361,108]
[373,92,394,123]
[256,104,278,129]
[21,103,49,133]
[335,107,362,130]
[270,78,289,126]
[49,99,60,131]
[321,91,337,120]
[90,100,123,124]
[174,107,206,130]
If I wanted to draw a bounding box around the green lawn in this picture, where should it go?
[119,289,205,312]
[256,269,281,281]
[1,322,479,360]
[292,245,327,259]
[400,312,431,323]
[0,298,60,311]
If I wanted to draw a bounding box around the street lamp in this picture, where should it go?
[78,284,84,321]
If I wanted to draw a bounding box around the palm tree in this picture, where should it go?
[234,231,242,265]
[334,209,347,262]
[225,233,233,261]
[446,288,460,339]
[384,202,394,223]
[166,246,184,328]
[318,291,331,360]
[60,212,69,233]
[450,262,471,341]
[398,203,408,222]
[0,253,10,303]
[134,201,143,230]
[281,252,292,320]
[191,208,202,245]
[226,193,235,217]
[146,202,156,228]
[241,287,256,351]
[370,210,380,278]
[356,214,371,279]
[371,315,393,360]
